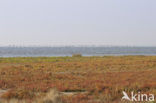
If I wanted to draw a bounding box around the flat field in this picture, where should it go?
[0,56,156,103]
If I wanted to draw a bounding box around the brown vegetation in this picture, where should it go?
[0,56,156,102]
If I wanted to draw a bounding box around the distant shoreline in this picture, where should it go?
[1,55,156,58]
[0,46,156,48]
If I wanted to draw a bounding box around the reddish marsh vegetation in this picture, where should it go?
[0,56,156,103]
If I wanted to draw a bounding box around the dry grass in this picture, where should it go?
[36,89,62,103]
[0,56,156,102]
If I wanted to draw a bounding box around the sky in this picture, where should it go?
[0,0,156,46]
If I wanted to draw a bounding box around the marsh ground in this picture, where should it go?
[0,56,156,103]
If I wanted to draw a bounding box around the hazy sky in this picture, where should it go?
[0,0,156,46]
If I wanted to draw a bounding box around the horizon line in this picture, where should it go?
[0,45,156,48]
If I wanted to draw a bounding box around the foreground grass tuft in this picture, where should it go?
[0,89,62,103]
